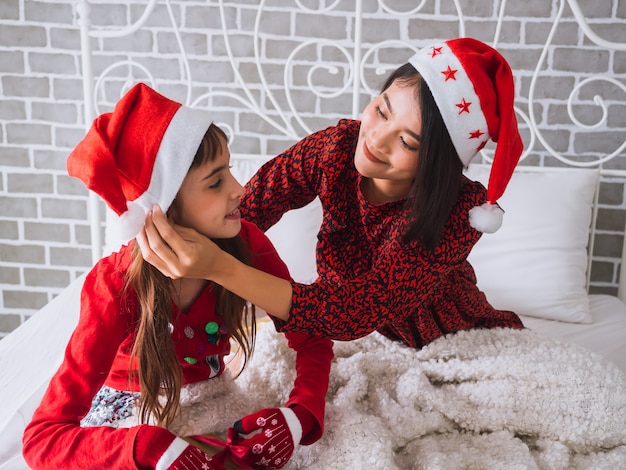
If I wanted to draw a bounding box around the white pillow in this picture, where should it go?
[265,198,322,284]
[465,164,599,324]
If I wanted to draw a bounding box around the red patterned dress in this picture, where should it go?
[241,119,523,348]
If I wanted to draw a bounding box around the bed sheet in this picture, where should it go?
[520,294,626,373]
[0,275,84,469]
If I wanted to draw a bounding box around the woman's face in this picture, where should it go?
[355,80,422,201]
[174,139,243,239]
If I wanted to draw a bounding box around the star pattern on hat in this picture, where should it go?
[456,98,471,114]
[430,46,443,58]
[441,65,458,81]
[469,129,484,139]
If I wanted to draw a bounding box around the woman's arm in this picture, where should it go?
[138,175,485,343]
[240,126,329,231]
[137,206,293,320]
[22,256,178,469]
[136,203,475,339]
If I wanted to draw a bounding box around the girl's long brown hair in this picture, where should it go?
[125,124,256,427]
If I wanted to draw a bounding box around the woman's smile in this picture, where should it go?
[363,141,385,164]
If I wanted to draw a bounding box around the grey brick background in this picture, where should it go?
[1,0,625,337]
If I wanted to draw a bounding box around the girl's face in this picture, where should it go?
[174,140,243,239]
[355,80,422,202]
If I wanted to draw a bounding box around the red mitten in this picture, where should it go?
[157,437,223,470]
[233,407,303,469]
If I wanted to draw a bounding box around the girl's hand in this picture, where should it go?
[164,438,223,470]
[233,407,302,469]
[135,205,222,280]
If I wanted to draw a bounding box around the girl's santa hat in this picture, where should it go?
[67,83,213,241]
[409,37,523,233]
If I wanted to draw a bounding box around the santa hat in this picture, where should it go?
[67,82,213,241]
[408,37,523,233]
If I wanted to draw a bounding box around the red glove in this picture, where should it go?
[159,437,223,470]
[233,407,303,469]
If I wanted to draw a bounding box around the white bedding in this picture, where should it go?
[170,322,626,469]
[0,276,84,470]
[521,294,626,373]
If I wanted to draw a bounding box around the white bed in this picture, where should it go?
[1,0,626,468]
[521,295,626,367]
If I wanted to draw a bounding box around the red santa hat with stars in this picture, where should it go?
[409,37,523,233]
[67,82,213,242]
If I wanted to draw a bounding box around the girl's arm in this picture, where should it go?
[22,255,179,469]
[240,220,333,443]
[282,331,333,444]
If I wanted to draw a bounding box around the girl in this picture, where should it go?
[22,83,333,469]
[137,37,525,348]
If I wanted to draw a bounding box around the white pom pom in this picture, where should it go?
[468,202,503,233]
[114,202,147,242]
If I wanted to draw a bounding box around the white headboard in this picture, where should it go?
[75,0,626,297]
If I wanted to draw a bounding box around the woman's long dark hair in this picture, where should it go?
[380,63,464,250]
[125,124,255,427]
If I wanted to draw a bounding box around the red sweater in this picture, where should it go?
[22,220,333,469]
[241,119,523,348]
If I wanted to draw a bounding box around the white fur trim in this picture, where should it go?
[155,437,190,470]
[117,106,213,242]
[280,407,303,446]
[113,202,146,244]
[409,43,489,166]
[468,202,503,233]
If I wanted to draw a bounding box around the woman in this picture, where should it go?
[137,37,525,349]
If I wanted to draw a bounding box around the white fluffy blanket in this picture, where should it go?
[168,325,626,470]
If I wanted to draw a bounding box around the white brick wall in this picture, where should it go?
[1,0,625,336]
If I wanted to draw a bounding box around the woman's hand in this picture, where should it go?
[135,205,223,280]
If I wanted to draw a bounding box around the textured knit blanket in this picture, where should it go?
[167,324,626,470]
